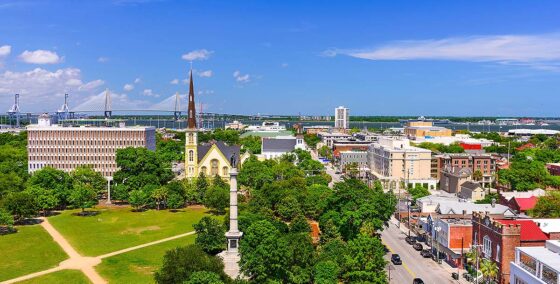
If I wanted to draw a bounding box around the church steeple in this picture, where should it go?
[187,68,197,129]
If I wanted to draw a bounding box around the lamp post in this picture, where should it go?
[105,176,113,204]
[434,225,441,263]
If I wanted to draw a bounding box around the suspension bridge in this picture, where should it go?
[3,92,312,129]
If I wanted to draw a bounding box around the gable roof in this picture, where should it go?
[513,196,538,211]
[198,141,240,164]
[262,137,297,153]
[497,219,549,241]
[461,181,482,191]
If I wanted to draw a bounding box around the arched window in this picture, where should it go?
[188,133,194,144]
[188,150,194,162]
[201,166,207,175]
[222,166,228,176]
[211,159,219,176]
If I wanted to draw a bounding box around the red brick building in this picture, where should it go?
[506,196,538,214]
[546,163,560,176]
[435,153,497,187]
[472,212,549,284]
[432,217,473,267]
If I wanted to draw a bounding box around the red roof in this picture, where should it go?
[497,219,549,241]
[516,143,535,151]
[513,196,538,211]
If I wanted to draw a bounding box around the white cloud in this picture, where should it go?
[0,45,11,57]
[327,34,560,66]
[97,57,109,63]
[198,70,213,78]
[78,79,105,91]
[233,70,250,83]
[281,63,289,68]
[181,49,213,61]
[134,78,141,84]
[0,68,104,111]
[123,83,134,91]
[170,78,179,85]
[19,49,62,64]
[142,88,160,98]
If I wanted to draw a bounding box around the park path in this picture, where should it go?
[1,218,195,284]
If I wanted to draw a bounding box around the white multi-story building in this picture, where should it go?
[367,137,436,190]
[335,106,349,129]
[27,114,156,177]
[510,240,560,284]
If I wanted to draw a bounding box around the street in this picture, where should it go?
[310,149,342,187]
[381,219,464,284]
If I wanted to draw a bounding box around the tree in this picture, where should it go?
[194,216,227,255]
[407,184,430,201]
[0,171,25,199]
[343,162,359,178]
[480,259,498,283]
[71,166,106,195]
[204,178,229,214]
[317,145,333,160]
[277,195,301,221]
[314,261,340,284]
[341,234,387,283]
[196,172,209,203]
[240,135,261,154]
[152,186,169,210]
[26,185,58,216]
[167,193,185,210]
[0,208,15,233]
[473,170,483,182]
[69,183,98,213]
[129,189,148,211]
[2,191,37,223]
[185,271,224,284]
[154,245,229,284]
[28,166,73,208]
[113,147,174,193]
[530,191,560,218]
[304,134,321,149]
[240,220,289,282]
[290,214,311,233]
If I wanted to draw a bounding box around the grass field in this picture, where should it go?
[17,269,91,284]
[96,234,196,284]
[48,206,210,256]
[0,225,68,282]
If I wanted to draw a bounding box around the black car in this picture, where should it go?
[405,236,417,245]
[413,243,423,251]
[391,254,402,265]
[420,249,432,258]
[413,278,424,284]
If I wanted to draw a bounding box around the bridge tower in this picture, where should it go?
[7,94,21,128]
[104,89,112,119]
[57,93,70,120]
[173,92,181,121]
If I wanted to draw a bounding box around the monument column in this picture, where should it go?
[225,168,242,252]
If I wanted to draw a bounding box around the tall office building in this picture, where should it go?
[335,106,349,129]
[27,114,156,177]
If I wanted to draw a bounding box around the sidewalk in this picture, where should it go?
[388,217,471,284]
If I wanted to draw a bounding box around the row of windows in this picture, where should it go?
[28,140,144,146]
[30,156,116,162]
[29,148,119,154]
[29,163,115,177]
[30,130,146,138]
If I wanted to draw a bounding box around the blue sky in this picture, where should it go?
[1,0,560,116]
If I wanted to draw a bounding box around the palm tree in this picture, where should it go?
[473,170,483,182]
[151,186,168,210]
[480,259,498,283]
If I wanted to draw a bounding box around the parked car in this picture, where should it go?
[412,278,425,284]
[416,235,426,242]
[391,254,402,265]
[413,243,423,251]
[420,249,432,258]
[405,236,416,245]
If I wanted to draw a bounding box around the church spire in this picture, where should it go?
[187,68,197,129]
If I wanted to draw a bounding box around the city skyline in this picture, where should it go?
[1,0,560,116]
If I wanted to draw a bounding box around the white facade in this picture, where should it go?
[510,240,560,284]
[260,136,305,160]
[27,123,156,177]
[335,106,349,129]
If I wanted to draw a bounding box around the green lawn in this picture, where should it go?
[48,206,210,256]
[0,225,68,282]
[96,234,196,284]
[17,269,91,284]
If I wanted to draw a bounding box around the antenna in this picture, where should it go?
[8,94,21,128]
[173,92,181,121]
[104,89,112,119]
